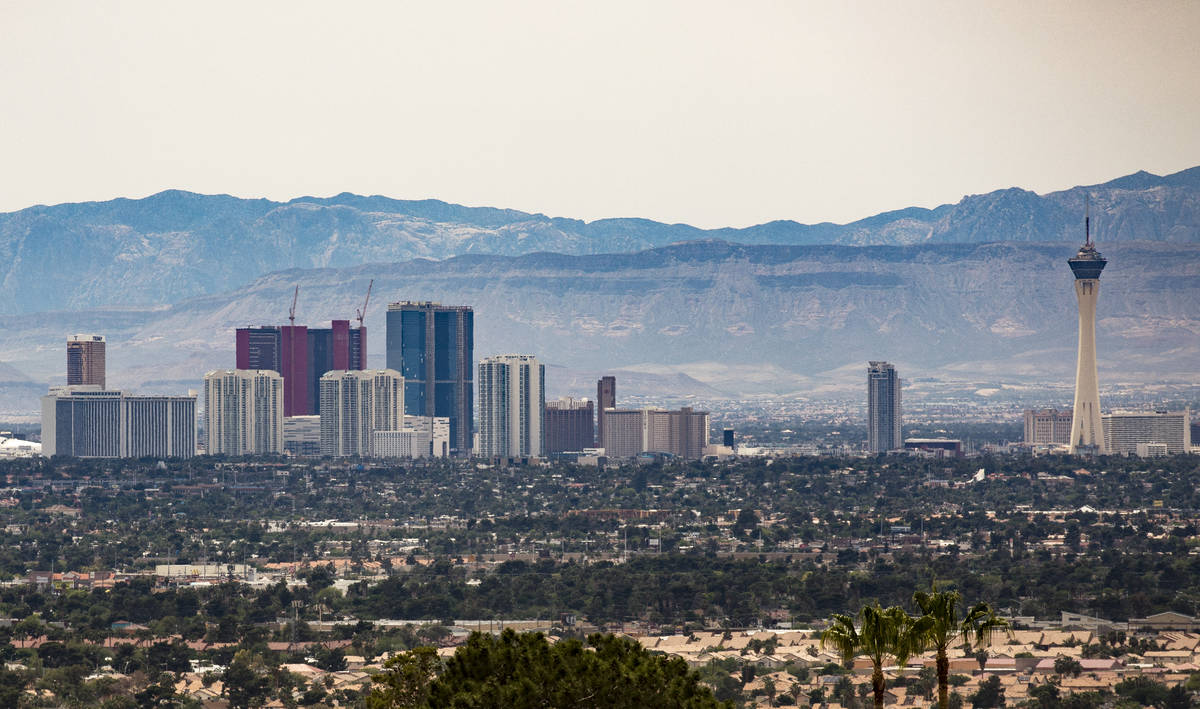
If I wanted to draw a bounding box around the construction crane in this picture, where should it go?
[355,279,373,328]
[288,286,299,326]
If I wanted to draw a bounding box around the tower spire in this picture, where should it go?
[1085,194,1091,246]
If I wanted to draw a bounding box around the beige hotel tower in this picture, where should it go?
[1067,211,1107,454]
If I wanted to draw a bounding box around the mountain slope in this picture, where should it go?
[2,167,1198,314]
[2,240,1195,414]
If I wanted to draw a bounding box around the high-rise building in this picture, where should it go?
[307,321,366,415]
[662,407,709,459]
[203,370,284,455]
[596,375,616,445]
[318,369,404,457]
[599,407,710,459]
[41,388,120,457]
[385,301,473,455]
[867,361,902,453]
[121,394,197,458]
[478,354,545,459]
[283,416,321,456]
[235,322,366,417]
[1103,410,1191,456]
[66,334,106,388]
[599,409,642,458]
[1068,216,1108,454]
[1024,409,1074,446]
[544,397,595,453]
[372,416,450,459]
[41,386,195,458]
[235,328,281,371]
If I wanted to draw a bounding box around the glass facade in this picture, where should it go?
[386,302,473,454]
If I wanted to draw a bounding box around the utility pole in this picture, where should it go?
[291,600,303,646]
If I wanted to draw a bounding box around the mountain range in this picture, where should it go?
[1,238,1197,418]
[2,166,1198,315]
[1,166,1198,419]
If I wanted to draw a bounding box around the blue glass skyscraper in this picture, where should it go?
[385,301,474,455]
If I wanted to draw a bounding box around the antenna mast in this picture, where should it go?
[288,286,299,326]
[1085,194,1091,246]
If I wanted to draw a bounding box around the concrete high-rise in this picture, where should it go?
[601,409,644,458]
[121,394,198,458]
[478,354,544,459]
[867,361,901,453]
[596,376,615,445]
[318,369,404,457]
[1068,218,1108,454]
[372,416,450,459]
[203,370,284,455]
[1024,409,1074,446]
[66,334,106,388]
[599,406,710,459]
[544,397,595,454]
[1103,410,1190,456]
[385,301,473,455]
[41,386,195,458]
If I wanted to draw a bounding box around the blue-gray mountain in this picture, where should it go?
[2,166,1198,314]
[0,240,1195,416]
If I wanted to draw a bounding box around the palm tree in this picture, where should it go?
[821,604,929,709]
[913,585,1008,709]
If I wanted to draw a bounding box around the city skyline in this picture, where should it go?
[1,165,1197,412]
[23,309,1199,459]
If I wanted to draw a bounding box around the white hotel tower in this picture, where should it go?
[1067,213,1108,455]
[478,354,545,460]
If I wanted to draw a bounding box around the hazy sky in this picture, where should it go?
[3,1,1199,228]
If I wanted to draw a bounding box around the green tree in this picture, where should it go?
[821,604,928,709]
[133,677,179,708]
[1061,691,1104,709]
[1053,656,1083,678]
[913,585,1008,709]
[0,668,26,708]
[383,629,730,708]
[1115,675,1169,707]
[367,647,440,709]
[1162,685,1193,709]
[1029,682,1061,709]
[968,675,1004,709]
[223,650,272,709]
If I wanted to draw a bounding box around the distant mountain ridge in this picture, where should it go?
[1,166,1198,315]
[1,239,1196,411]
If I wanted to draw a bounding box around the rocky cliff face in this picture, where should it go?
[2,240,1195,411]
[2,167,1198,314]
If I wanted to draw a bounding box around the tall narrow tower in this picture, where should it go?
[478,354,545,460]
[1068,210,1107,454]
[867,361,901,453]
